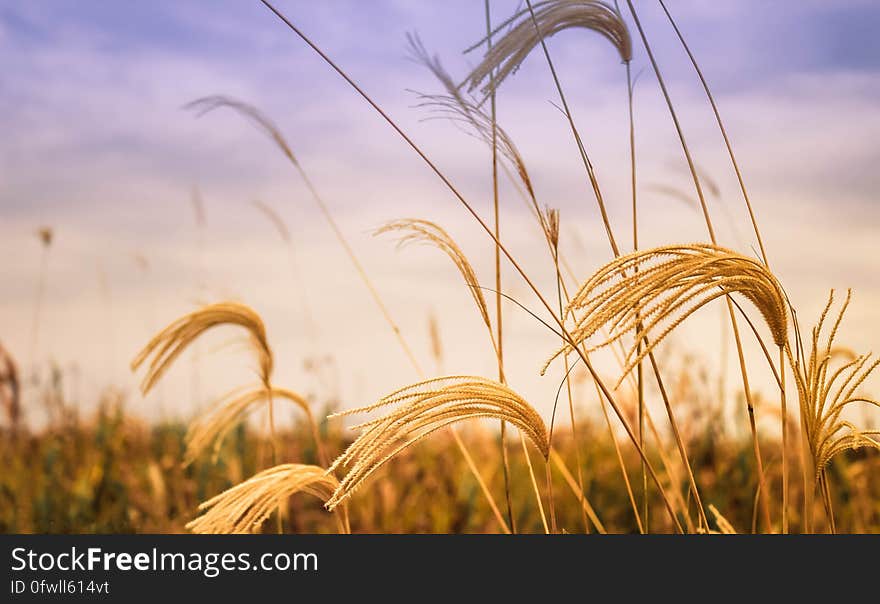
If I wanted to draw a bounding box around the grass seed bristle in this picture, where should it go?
[325,376,550,510]
[186,464,347,534]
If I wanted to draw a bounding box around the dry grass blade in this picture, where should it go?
[131,302,273,394]
[251,200,291,243]
[325,376,550,509]
[188,93,426,376]
[545,244,788,384]
[408,35,537,203]
[708,504,737,534]
[462,0,631,98]
[185,96,299,166]
[185,385,314,465]
[187,464,348,534]
[793,290,880,481]
[375,220,491,336]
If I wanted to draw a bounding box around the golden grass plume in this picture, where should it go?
[187,464,348,534]
[325,376,550,510]
[375,219,491,335]
[794,290,880,480]
[185,96,299,167]
[708,504,737,534]
[185,385,315,465]
[544,244,788,383]
[463,0,632,97]
[407,34,537,201]
[131,302,273,394]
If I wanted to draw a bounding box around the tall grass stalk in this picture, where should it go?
[656,0,788,533]
[522,432,550,533]
[624,0,771,532]
[612,0,647,529]
[655,0,779,529]
[190,187,206,415]
[257,0,685,532]
[376,218,552,529]
[656,0,768,266]
[513,0,703,529]
[190,96,515,531]
[593,377,644,532]
[484,0,516,535]
[545,208,572,533]
[29,228,53,389]
[187,96,423,377]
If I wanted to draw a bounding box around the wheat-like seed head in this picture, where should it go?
[185,95,299,167]
[325,376,550,510]
[375,220,492,335]
[131,302,273,394]
[186,464,348,534]
[185,385,312,465]
[544,244,789,384]
[463,0,632,98]
[792,290,880,481]
[544,207,561,251]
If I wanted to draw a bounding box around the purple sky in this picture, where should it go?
[1,1,878,428]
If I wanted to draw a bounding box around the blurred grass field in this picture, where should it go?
[3,377,877,534]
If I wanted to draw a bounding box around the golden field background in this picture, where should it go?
[2,387,878,533]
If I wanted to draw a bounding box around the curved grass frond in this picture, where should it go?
[325,376,550,509]
[544,244,788,383]
[187,464,348,534]
[792,290,880,481]
[185,96,299,167]
[708,504,737,534]
[375,220,491,335]
[185,385,313,465]
[463,0,632,97]
[131,302,273,394]
[408,35,537,202]
[251,200,291,243]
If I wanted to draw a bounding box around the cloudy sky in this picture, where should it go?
[1,1,878,428]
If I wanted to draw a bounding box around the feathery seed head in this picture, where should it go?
[792,290,880,481]
[544,244,789,383]
[406,37,537,202]
[325,376,550,509]
[185,95,299,167]
[463,0,632,97]
[185,385,311,465]
[376,219,492,335]
[186,464,347,534]
[131,302,274,394]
